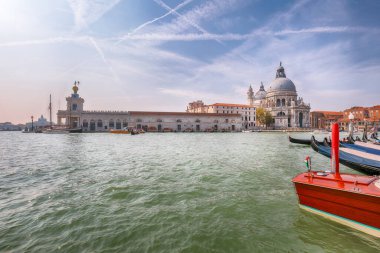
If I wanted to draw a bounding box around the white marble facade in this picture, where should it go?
[247,63,311,129]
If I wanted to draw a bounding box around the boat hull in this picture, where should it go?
[293,172,380,237]
[288,135,311,145]
[110,130,130,134]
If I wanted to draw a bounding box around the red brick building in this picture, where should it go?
[340,105,380,131]
[311,105,380,131]
[310,111,343,130]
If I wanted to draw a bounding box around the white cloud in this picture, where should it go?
[67,0,121,30]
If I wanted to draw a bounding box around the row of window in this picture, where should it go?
[82,119,128,128]
[81,119,241,128]
[276,98,292,107]
[217,110,255,114]
[242,117,255,121]
[216,106,254,110]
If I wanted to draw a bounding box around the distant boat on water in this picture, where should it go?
[110,128,130,134]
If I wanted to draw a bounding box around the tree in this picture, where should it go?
[256,107,266,127]
[264,111,273,129]
[256,107,273,129]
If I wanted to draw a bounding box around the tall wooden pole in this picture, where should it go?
[331,123,340,174]
[49,94,52,129]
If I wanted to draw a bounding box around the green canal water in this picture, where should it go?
[0,132,379,252]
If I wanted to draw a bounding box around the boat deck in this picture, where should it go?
[293,171,380,237]
[354,141,380,151]
[340,147,380,162]
[293,171,380,196]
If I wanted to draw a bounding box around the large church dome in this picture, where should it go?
[268,63,296,92]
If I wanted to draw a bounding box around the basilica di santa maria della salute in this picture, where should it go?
[57,63,310,132]
[247,63,311,128]
[188,63,311,129]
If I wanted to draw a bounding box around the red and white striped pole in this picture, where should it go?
[331,123,340,174]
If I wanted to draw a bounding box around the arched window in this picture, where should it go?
[195,119,200,123]
[116,119,121,129]
[277,111,286,116]
[282,99,286,107]
[97,119,103,128]
[122,120,128,128]
[176,119,182,123]
[109,119,115,128]
[82,119,88,128]
[214,119,219,123]
[276,99,281,107]
[90,119,95,131]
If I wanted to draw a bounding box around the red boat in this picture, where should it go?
[292,123,380,238]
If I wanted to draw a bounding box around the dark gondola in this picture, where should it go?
[347,135,356,144]
[69,128,82,133]
[288,135,311,145]
[310,136,380,175]
[323,137,331,147]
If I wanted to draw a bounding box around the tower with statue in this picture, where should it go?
[57,81,85,128]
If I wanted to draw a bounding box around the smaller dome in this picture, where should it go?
[255,82,266,100]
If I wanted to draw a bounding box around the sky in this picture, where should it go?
[0,0,380,124]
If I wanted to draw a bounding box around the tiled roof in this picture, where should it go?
[211,103,254,108]
[129,111,241,117]
[312,111,343,116]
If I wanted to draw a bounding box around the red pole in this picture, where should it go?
[331,123,340,174]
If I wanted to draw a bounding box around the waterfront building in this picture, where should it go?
[310,111,343,130]
[310,106,380,131]
[128,111,241,132]
[249,63,311,129]
[188,63,311,130]
[340,105,380,131]
[0,122,25,131]
[25,115,51,130]
[57,83,242,132]
[187,102,256,130]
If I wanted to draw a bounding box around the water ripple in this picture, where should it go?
[0,132,378,252]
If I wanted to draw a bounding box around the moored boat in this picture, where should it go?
[293,123,380,238]
[288,135,311,145]
[310,136,380,175]
[110,128,130,134]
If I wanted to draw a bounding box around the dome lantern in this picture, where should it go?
[268,63,296,93]
[276,62,286,78]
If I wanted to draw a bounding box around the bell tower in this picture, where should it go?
[247,85,254,105]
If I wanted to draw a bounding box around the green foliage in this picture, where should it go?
[256,107,273,129]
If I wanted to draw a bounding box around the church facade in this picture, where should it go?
[247,63,311,129]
